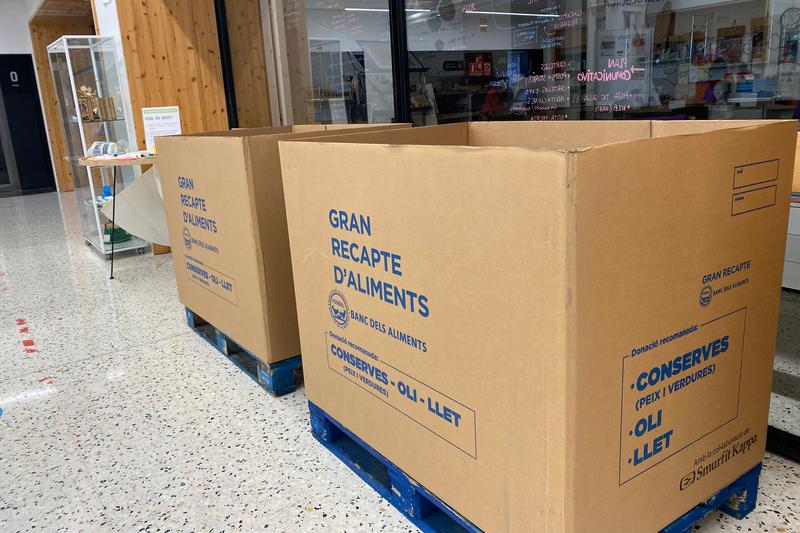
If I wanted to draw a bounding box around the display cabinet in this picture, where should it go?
[47,35,146,257]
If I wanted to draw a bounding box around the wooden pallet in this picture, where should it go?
[309,401,763,533]
[186,308,302,396]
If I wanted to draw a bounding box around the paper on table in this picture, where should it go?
[101,167,170,246]
[143,106,182,153]
[87,150,151,161]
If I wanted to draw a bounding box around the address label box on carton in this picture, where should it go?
[733,159,779,189]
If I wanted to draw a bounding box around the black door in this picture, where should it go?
[0,54,55,193]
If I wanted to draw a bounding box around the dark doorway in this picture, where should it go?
[0,54,55,195]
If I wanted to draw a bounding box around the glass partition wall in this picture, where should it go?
[405,0,800,124]
[280,0,396,124]
[279,0,800,124]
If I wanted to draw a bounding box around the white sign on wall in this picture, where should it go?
[142,106,182,153]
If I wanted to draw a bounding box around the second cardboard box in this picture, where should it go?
[156,124,408,366]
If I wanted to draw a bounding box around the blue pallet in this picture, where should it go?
[309,401,762,533]
[309,401,480,533]
[185,308,302,396]
[660,463,761,533]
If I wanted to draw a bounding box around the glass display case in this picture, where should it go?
[47,35,147,257]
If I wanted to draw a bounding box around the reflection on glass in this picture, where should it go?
[406,0,800,124]
[282,0,395,124]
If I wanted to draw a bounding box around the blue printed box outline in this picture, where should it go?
[617,307,747,486]
[324,332,479,459]
[730,185,778,217]
[185,257,239,306]
[732,159,779,190]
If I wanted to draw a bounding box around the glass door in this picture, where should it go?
[279,0,396,124]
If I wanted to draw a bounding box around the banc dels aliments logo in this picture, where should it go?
[328,289,349,328]
[699,285,713,307]
[183,227,192,250]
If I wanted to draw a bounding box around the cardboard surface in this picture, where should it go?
[648,120,800,193]
[795,135,800,193]
[100,167,170,246]
[155,124,407,364]
[279,120,796,531]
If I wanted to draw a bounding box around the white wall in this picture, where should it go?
[0,0,35,54]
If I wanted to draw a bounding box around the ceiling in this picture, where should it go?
[30,0,93,24]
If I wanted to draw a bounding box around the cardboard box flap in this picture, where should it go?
[288,121,649,151]
[634,122,797,184]
[160,124,405,140]
[286,122,470,147]
[466,121,652,149]
[650,119,793,138]
[175,125,295,138]
[282,121,799,165]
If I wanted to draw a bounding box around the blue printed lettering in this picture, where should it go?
[636,336,729,392]
[632,429,673,466]
[634,410,662,437]
[178,176,194,190]
[427,398,462,428]
[329,209,371,235]
[330,343,389,385]
[330,237,402,275]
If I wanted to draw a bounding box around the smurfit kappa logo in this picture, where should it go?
[183,227,192,250]
[680,471,696,490]
[328,289,350,328]
[699,285,713,307]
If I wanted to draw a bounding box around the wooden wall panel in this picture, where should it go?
[224,0,271,128]
[281,0,312,124]
[29,18,95,192]
[115,0,229,149]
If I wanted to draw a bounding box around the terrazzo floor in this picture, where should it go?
[0,191,798,532]
[771,289,800,438]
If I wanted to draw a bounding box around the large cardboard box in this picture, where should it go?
[279,121,796,531]
[156,124,408,365]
